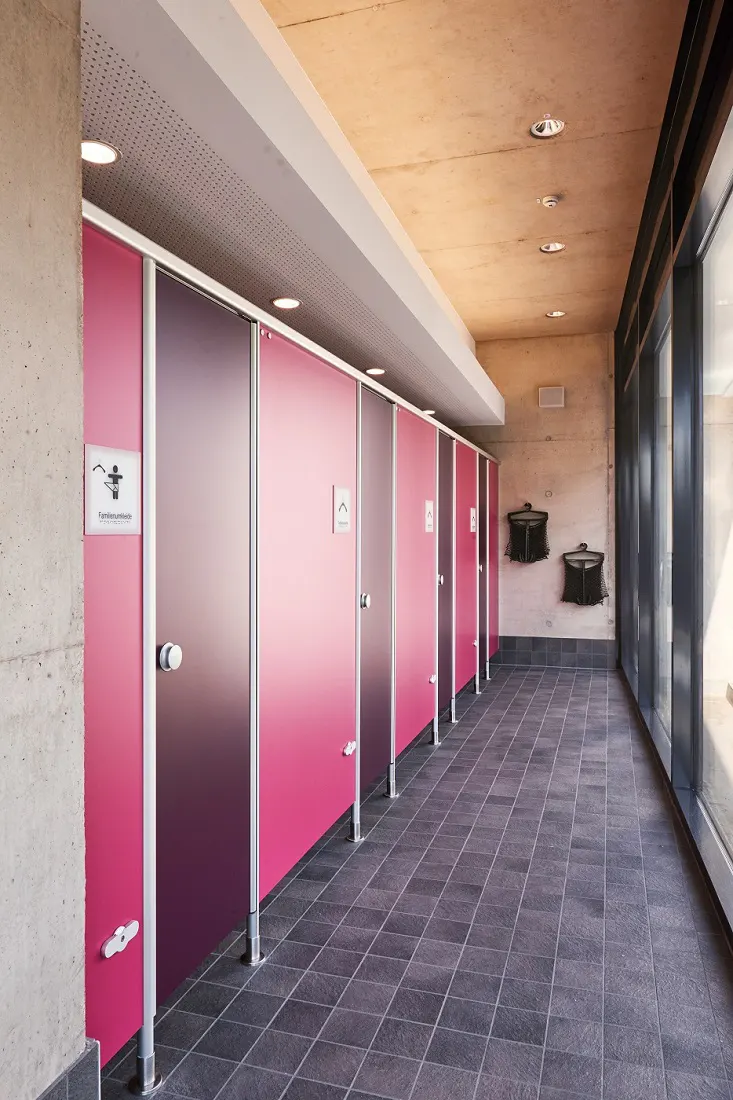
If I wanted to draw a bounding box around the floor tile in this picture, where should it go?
[163,1053,237,1099]
[372,1016,433,1060]
[351,1051,421,1099]
[297,1040,365,1087]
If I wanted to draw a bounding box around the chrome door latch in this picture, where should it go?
[429,674,437,684]
[360,593,371,609]
[473,639,478,647]
[101,919,140,959]
[343,741,357,756]
[438,574,444,585]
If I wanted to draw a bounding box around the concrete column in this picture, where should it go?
[0,2,85,1098]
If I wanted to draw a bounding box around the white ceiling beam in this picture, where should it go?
[83,0,504,424]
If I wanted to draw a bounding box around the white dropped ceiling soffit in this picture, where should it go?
[81,0,505,426]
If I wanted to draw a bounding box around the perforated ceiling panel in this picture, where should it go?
[81,23,484,425]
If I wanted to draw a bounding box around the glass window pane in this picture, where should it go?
[701,194,733,853]
[653,324,672,735]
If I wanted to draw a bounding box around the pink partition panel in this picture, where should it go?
[455,442,478,693]
[396,410,437,755]
[259,331,357,899]
[489,460,500,657]
[83,225,143,1065]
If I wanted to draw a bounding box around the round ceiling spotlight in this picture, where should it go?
[271,296,301,309]
[539,242,566,253]
[546,310,566,318]
[81,139,120,165]
[366,367,385,376]
[529,116,565,140]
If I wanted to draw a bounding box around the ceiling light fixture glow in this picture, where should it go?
[422,409,436,416]
[539,242,566,253]
[546,310,566,318]
[81,139,120,165]
[529,116,565,140]
[366,367,386,376]
[271,296,301,309]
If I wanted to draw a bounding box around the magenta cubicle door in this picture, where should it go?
[478,457,489,675]
[83,225,143,1065]
[489,460,500,657]
[396,410,437,755]
[259,331,357,899]
[455,442,478,693]
[156,272,251,1004]
[360,389,393,790]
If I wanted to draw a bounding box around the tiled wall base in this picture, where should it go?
[39,1040,100,1100]
[491,635,616,670]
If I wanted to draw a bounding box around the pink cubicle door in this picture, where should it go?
[395,410,437,756]
[259,331,357,899]
[455,442,478,693]
[489,460,500,657]
[83,225,143,1065]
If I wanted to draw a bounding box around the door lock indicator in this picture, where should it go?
[101,919,140,959]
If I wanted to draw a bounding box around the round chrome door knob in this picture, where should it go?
[429,674,437,684]
[159,642,183,672]
[438,574,444,585]
[360,593,371,609]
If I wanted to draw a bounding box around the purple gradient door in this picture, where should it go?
[156,272,251,1004]
[437,433,454,714]
[360,390,393,790]
[259,331,357,899]
[396,410,437,755]
[489,460,500,657]
[455,442,478,693]
[83,225,143,1065]
[478,457,489,676]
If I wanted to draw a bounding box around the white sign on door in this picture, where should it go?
[470,507,477,533]
[333,486,351,533]
[425,500,434,533]
[85,444,141,535]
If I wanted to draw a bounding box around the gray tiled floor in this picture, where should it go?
[102,668,733,1100]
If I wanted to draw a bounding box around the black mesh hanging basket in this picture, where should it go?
[561,543,609,606]
[506,502,550,564]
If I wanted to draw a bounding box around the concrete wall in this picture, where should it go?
[0,3,85,1098]
[471,333,615,641]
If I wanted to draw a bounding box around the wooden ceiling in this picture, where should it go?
[261,0,687,340]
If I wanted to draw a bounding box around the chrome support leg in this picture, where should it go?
[242,910,263,966]
[129,1024,160,1095]
[386,762,398,799]
[347,802,363,843]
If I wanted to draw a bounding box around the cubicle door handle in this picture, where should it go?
[159,642,183,672]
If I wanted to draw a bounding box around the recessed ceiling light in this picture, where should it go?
[271,296,301,309]
[423,409,436,416]
[81,139,120,165]
[539,242,566,253]
[366,368,386,376]
[529,116,565,140]
[546,310,566,318]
